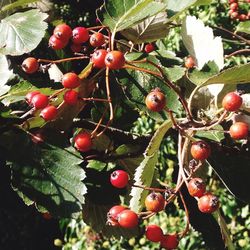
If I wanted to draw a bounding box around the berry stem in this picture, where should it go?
[225,48,250,58]
[179,191,190,238]
[132,184,168,193]
[38,56,89,64]
[80,97,111,102]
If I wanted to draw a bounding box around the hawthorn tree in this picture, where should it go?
[0,0,250,249]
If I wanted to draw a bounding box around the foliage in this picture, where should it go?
[0,0,250,249]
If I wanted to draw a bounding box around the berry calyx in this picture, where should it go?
[187,178,206,198]
[144,43,155,53]
[31,94,49,110]
[229,122,249,140]
[105,50,125,70]
[72,27,89,44]
[91,49,108,68]
[107,205,127,222]
[185,56,196,69]
[53,23,72,41]
[117,209,138,229]
[222,92,242,111]
[64,90,79,105]
[26,91,40,105]
[74,132,92,152]
[145,192,165,212]
[190,141,211,161]
[62,72,81,89]
[145,224,163,242]
[49,35,68,50]
[145,89,166,112]
[160,234,179,250]
[90,32,105,47]
[198,193,220,213]
[110,170,129,188]
[40,105,57,121]
[22,57,39,74]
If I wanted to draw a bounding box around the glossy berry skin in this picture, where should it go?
[74,132,92,152]
[145,225,163,242]
[229,2,238,11]
[145,89,166,112]
[190,141,211,161]
[117,209,138,229]
[64,90,78,105]
[160,234,179,250]
[90,32,105,47]
[198,193,220,213]
[40,105,57,121]
[222,92,242,111]
[31,94,49,110]
[49,35,68,50]
[105,50,125,70]
[229,122,249,140]
[187,178,206,198]
[92,49,108,68]
[107,205,127,221]
[26,91,40,105]
[145,192,165,212]
[185,56,196,69]
[62,72,80,89]
[53,23,72,41]
[72,27,89,44]
[144,43,155,53]
[110,170,129,188]
[22,57,39,74]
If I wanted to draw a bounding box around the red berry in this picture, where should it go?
[222,92,242,111]
[228,0,237,3]
[110,170,129,188]
[72,27,89,44]
[190,141,211,161]
[145,89,166,112]
[49,35,68,50]
[145,225,163,242]
[42,212,52,220]
[239,14,247,21]
[187,178,206,198]
[31,94,49,110]
[40,105,57,121]
[230,2,238,10]
[90,32,105,47]
[229,122,249,140]
[185,56,196,69]
[231,11,239,19]
[64,90,78,105]
[145,192,165,212]
[144,43,155,53]
[91,49,108,68]
[53,23,72,41]
[107,205,127,222]
[198,193,220,213]
[22,57,39,74]
[74,132,92,152]
[117,209,138,229]
[70,43,82,53]
[26,91,40,104]
[105,50,125,70]
[160,234,179,250]
[62,72,81,89]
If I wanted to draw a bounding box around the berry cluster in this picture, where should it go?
[228,0,250,21]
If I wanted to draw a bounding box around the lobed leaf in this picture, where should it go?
[0,55,13,96]
[236,21,250,35]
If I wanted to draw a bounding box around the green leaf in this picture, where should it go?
[0,55,13,96]
[0,9,48,55]
[202,63,250,86]
[236,21,250,35]
[1,0,39,13]
[87,160,116,172]
[195,125,225,142]
[188,61,220,86]
[129,120,172,212]
[96,0,168,34]
[117,54,183,120]
[0,129,86,218]
[1,81,53,105]
[121,11,169,44]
